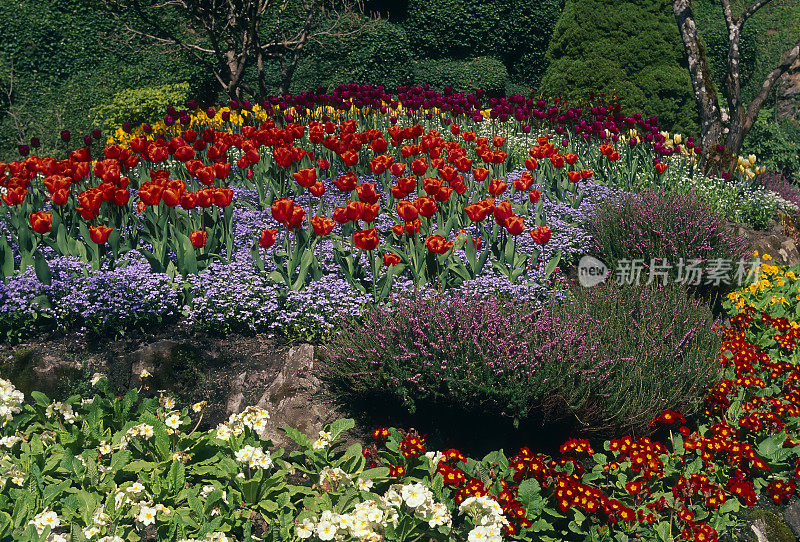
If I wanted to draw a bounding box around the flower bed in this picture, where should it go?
[0,256,798,541]
[1,85,790,343]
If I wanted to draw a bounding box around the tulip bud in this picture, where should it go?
[92,129,102,140]
[60,129,71,142]
[83,135,93,146]
[18,145,29,156]
[30,137,40,149]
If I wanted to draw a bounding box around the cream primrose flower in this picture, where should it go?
[214,423,232,441]
[50,534,68,542]
[0,436,21,448]
[29,509,60,535]
[137,505,157,526]
[312,438,329,450]
[98,442,113,455]
[316,520,336,541]
[0,379,24,427]
[401,482,432,509]
[357,477,374,491]
[91,373,105,386]
[192,401,206,413]
[163,396,176,409]
[295,518,315,539]
[425,450,445,470]
[165,413,182,430]
[139,369,151,378]
[84,526,101,538]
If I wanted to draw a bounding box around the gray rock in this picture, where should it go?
[256,344,341,448]
[776,57,800,121]
[783,500,800,538]
[226,372,248,417]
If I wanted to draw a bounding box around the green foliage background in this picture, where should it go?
[538,0,699,135]
[1,0,799,161]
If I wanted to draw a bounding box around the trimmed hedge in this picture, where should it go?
[539,0,699,135]
[412,57,508,96]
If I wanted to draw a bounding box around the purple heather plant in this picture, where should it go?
[319,281,721,435]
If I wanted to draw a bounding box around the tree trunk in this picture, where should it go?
[673,0,724,171]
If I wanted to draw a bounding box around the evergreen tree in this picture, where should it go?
[539,0,699,135]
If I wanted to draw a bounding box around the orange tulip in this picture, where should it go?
[425,234,453,255]
[260,229,277,248]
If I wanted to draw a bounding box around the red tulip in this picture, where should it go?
[356,183,379,204]
[472,167,489,182]
[513,173,534,191]
[361,202,380,223]
[580,168,594,179]
[488,178,508,196]
[493,136,505,147]
[271,198,294,223]
[214,162,231,179]
[505,216,525,236]
[383,253,402,267]
[286,206,306,230]
[309,182,326,198]
[423,177,442,197]
[260,229,277,248]
[213,187,233,208]
[549,154,565,169]
[397,177,416,193]
[89,225,113,244]
[180,192,198,210]
[334,172,358,192]
[529,190,541,204]
[565,153,578,165]
[353,228,379,251]
[493,201,514,223]
[189,230,207,249]
[341,150,359,166]
[567,171,582,183]
[293,167,317,188]
[413,196,437,218]
[196,188,215,208]
[655,162,668,174]
[525,158,538,171]
[425,234,453,255]
[332,206,350,224]
[173,145,195,162]
[29,212,52,234]
[311,216,335,236]
[530,226,552,245]
[464,203,488,223]
[411,158,429,177]
[390,162,406,176]
[113,189,130,206]
[52,189,69,206]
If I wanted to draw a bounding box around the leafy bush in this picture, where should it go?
[412,57,508,96]
[319,285,720,435]
[89,83,191,135]
[292,17,414,92]
[403,0,564,88]
[539,0,698,135]
[742,108,800,184]
[588,188,751,292]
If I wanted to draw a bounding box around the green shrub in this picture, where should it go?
[292,17,414,92]
[404,0,564,88]
[319,285,720,435]
[412,57,508,96]
[742,108,800,184]
[539,0,698,135]
[89,82,190,134]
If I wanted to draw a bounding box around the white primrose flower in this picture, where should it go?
[49,534,68,542]
[214,424,231,441]
[0,436,21,448]
[84,525,101,538]
[312,438,329,450]
[191,401,206,413]
[316,520,336,541]
[165,413,182,430]
[357,477,373,491]
[401,482,432,509]
[29,508,60,535]
[137,505,157,526]
[139,369,151,378]
[162,397,176,410]
[98,442,113,455]
[295,518,314,539]
[0,379,24,426]
[90,373,105,386]
[425,450,445,470]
